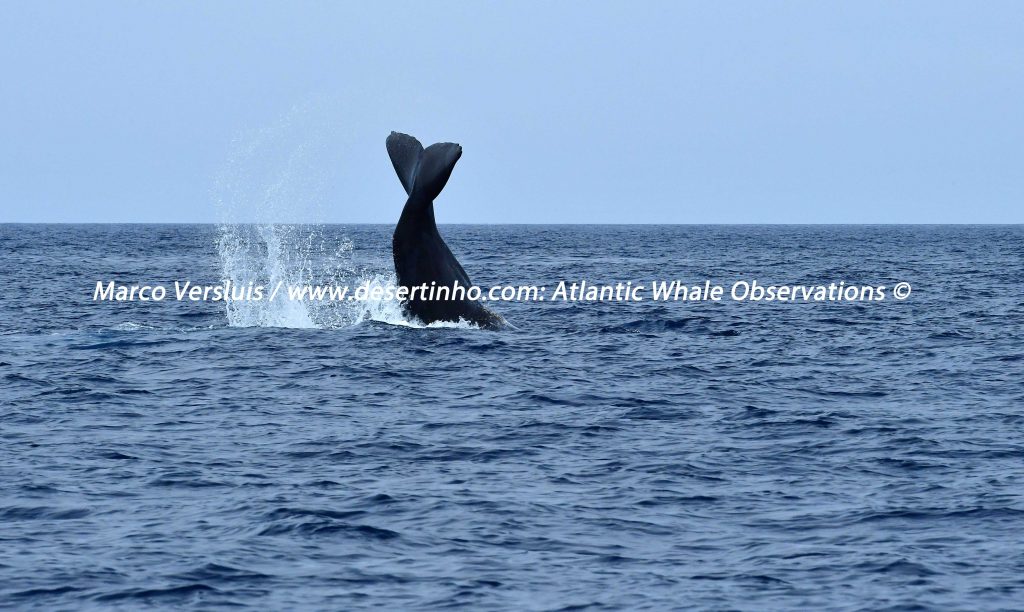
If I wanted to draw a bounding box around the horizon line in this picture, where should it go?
[1,221,1022,226]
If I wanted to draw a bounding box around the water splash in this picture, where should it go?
[217,223,358,328]
[213,101,357,328]
[213,102,435,329]
[216,230,475,330]
[212,100,478,330]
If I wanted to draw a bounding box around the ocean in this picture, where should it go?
[1,224,1022,610]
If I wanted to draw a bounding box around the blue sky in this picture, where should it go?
[2,1,1021,223]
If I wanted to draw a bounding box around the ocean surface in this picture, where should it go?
[1,223,1023,611]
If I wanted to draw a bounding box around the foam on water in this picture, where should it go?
[346,272,480,329]
[110,322,157,332]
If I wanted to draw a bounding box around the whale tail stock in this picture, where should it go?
[386,131,462,201]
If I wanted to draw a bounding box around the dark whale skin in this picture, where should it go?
[387,132,506,329]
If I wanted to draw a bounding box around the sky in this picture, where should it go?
[1,1,1022,223]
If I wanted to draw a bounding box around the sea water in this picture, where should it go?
[1,224,1023,609]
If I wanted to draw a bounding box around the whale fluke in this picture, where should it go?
[387,132,462,201]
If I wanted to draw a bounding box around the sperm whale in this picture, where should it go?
[387,131,506,329]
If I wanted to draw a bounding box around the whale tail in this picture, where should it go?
[386,132,462,201]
